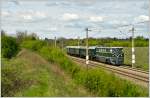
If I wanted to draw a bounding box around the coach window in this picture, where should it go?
[103,49,104,52]
[96,49,99,52]
[100,49,101,52]
[98,49,100,52]
[106,49,109,52]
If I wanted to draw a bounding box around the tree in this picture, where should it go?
[30,33,38,40]
[16,31,27,43]
[2,36,19,58]
[1,30,6,36]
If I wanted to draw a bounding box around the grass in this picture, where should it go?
[38,46,148,97]
[1,49,91,97]
[123,47,149,70]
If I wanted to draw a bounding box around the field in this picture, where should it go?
[123,47,149,70]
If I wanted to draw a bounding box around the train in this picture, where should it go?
[66,46,124,65]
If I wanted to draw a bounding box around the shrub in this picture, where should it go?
[2,36,20,58]
[39,46,80,75]
[74,68,148,96]
[21,40,46,51]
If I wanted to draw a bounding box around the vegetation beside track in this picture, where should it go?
[1,33,149,97]
[37,45,148,97]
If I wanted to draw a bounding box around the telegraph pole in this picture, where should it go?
[85,28,91,66]
[54,36,57,47]
[131,26,135,68]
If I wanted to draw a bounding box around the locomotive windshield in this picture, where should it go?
[112,48,124,57]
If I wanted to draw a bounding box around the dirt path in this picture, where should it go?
[17,49,93,96]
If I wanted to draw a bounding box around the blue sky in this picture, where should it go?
[1,0,149,39]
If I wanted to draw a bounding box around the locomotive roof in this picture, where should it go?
[66,46,123,49]
[96,47,123,49]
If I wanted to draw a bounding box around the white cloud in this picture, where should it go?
[17,10,47,20]
[89,16,103,22]
[22,15,32,20]
[35,11,46,18]
[50,27,57,31]
[18,12,33,20]
[134,15,149,22]
[62,13,79,21]
[1,11,11,17]
[108,20,128,25]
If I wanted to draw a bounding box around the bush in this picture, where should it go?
[39,46,80,75]
[21,40,46,51]
[2,36,20,58]
[74,68,148,96]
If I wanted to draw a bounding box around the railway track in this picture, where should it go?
[119,65,149,74]
[69,56,149,86]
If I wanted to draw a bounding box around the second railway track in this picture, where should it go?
[69,55,149,87]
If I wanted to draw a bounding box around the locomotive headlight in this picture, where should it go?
[110,49,112,52]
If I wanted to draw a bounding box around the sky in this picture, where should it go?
[1,0,149,39]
